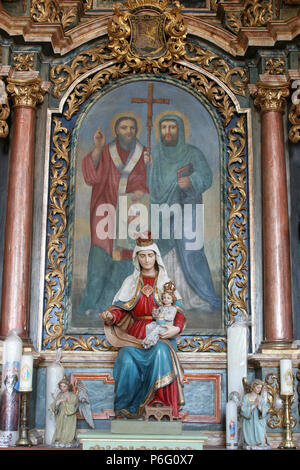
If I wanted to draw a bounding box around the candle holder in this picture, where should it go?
[278,394,297,449]
[16,392,31,447]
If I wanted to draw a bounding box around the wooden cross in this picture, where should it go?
[131,83,170,151]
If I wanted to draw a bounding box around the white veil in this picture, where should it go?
[112,243,182,304]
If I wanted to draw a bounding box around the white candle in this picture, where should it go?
[44,353,65,445]
[227,322,248,397]
[0,330,23,447]
[280,359,293,395]
[19,354,34,392]
[226,400,238,448]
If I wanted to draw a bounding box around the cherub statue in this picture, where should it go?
[50,376,94,448]
[241,378,271,450]
[142,281,178,349]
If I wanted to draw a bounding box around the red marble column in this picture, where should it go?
[0,75,46,339]
[254,77,295,350]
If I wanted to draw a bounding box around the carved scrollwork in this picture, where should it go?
[184,43,249,97]
[49,43,111,98]
[227,116,248,324]
[224,0,273,34]
[0,79,10,138]
[43,117,70,349]
[107,1,187,72]
[13,53,35,72]
[288,103,300,143]
[241,0,273,26]
[265,373,296,429]
[177,336,226,352]
[31,0,78,30]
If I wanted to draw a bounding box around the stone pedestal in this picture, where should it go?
[78,420,207,450]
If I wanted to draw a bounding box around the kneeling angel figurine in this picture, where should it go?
[241,378,271,450]
[142,281,177,349]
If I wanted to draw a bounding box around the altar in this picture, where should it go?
[0,0,300,452]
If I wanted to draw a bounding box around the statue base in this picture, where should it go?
[78,420,207,450]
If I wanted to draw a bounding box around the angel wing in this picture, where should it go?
[242,377,251,393]
[76,380,95,429]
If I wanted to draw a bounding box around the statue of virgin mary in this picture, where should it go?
[99,231,186,419]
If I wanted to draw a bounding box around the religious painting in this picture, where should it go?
[67,79,224,335]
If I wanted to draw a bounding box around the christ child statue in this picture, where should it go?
[142,281,178,349]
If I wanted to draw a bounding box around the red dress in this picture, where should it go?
[110,276,185,417]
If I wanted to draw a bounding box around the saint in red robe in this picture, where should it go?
[82,139,149,258]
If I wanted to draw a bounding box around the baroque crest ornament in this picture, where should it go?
[108,0,187,71]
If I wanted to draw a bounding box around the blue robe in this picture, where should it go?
[241,393,269,447]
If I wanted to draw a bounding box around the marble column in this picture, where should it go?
[0,73,46,340]
[253,76,295,350]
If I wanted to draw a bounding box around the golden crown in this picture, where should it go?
[136,230,154,247]
[163,280,176,293]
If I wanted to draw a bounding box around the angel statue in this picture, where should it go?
[241,377,271,450]
[50,376,94,448]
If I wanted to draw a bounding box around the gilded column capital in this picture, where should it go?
[6,76,47,109]
[252,78,290,114]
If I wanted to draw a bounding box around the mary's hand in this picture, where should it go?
[159,325,180,339]
[99,310,114,325]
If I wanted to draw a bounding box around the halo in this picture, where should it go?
[110,111,142,139]
[154,110,190,142]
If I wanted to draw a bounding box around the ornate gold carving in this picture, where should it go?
[0,79,10,139]
[83,0,93,10]
[6,77,46,109]
[265,373,296,429]
[107,1,187,71]
[224,0,273,33]
[49,43,111,98]
[50,40,249,100]
[126,0,170,10]
[241,0,273,27]
[43,117,69,349]
[227,116,248,325]
[30,0,78,30]
[177,336,226,352]
[184,43,249,97]
[253,81,290,113]
[13,53,35,72]
[226,13,243,34]
[31,0,61,24]
[265,57,286,75]
[288,103,300,143]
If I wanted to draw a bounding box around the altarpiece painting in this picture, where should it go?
[40,1,251,355]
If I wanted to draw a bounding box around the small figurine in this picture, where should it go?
[241,378,271,450]
[142,281,177,349]
[50,376,94,448]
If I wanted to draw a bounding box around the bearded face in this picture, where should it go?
[160,119,178,146]
[116,118,137,150]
